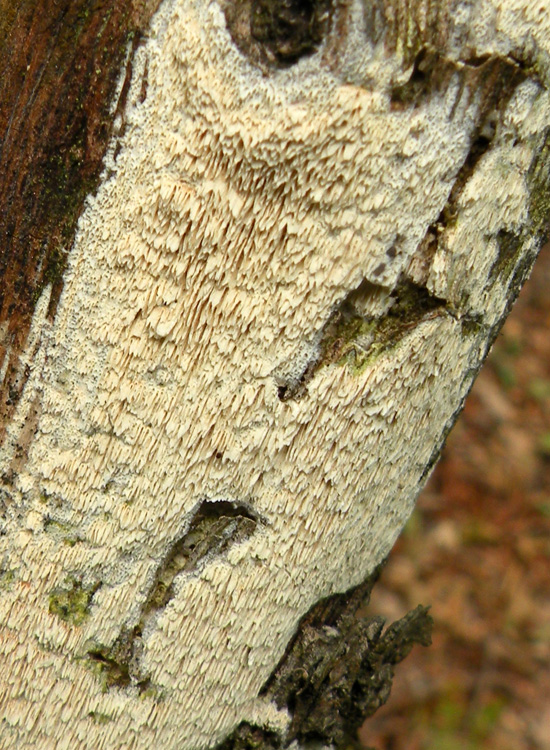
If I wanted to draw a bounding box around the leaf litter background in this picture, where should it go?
[360,242,550,750]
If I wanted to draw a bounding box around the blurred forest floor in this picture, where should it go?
[361,243,550,750]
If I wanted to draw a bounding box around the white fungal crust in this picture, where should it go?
[0,1,549,748]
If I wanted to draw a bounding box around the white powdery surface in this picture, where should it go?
[0,1,549,748]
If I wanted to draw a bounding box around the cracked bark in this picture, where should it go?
[1,1,550,749]
[216,567,434,750]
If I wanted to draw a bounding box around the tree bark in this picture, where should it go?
[0,1,549,748]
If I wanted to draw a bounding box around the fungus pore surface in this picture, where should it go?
[1,1,549,748]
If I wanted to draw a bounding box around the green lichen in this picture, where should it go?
[40,490,66,510]
[0,567,16,590]
[88,711,113,724]
[49,577,99,626]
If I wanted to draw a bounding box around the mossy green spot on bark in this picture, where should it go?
[277,281,447,401]
[83,633,150,693]
[318,310,376,371]
[489,230,522,284]
[460,316,484,338]
[527,128,550,238]
[488,127,550,291]
[0,567,16,590]
[326,282,446,376]
[49,576,100,626]
[88,711,113,724]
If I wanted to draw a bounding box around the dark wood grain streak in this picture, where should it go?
[0,0,160,443]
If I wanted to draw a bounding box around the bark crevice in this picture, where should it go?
[82,500,259,693]
[222,0,335,69]
[276,278,446,403]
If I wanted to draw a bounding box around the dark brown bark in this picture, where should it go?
[216,565,433,749]
[0,0,160,442]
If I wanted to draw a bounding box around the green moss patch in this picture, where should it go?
[49,576,100,626]
[0,567,16,590]
[277,280,446,402]
[326,281,445,376]
[88,710,113,724]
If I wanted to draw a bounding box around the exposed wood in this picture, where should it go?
[0,1,549,749]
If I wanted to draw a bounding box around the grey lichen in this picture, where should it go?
[44,518,83,547]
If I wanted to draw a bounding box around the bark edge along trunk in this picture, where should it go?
[0,1,549,749]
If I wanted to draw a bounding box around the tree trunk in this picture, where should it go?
[1,1,549,748]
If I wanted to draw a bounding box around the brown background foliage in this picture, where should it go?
[361,243,550,750]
